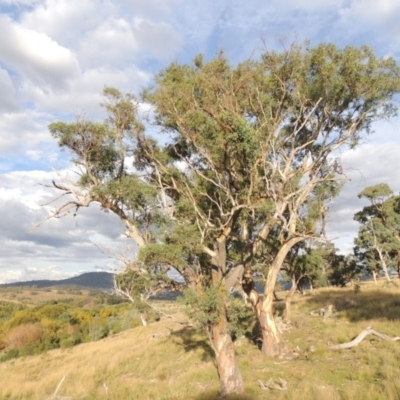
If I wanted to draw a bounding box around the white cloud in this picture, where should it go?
[328,138,400,254]
[115,0,182,19]
[20,0,112,48]
[0,169,129,243]
[20,66,151,117]
[26,149,44,161]
[78,18,138,68]
[77,17,182,67]
[0,169,58,209]
[0,175,128,282]
[0,0,41,5]
[0,67,18,112]
[337,0,400,46]
[0,15,80,89]
[132,18,183,59]
[0,264,75,284]
[171,1,229,45]
[282,0,343,9]
[0,109,53,155]
[339,0,400,23]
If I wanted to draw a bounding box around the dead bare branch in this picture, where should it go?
[329,327,400,350]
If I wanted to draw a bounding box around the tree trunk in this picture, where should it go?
[372,270,377,285]
[256,299,285,357]
[376,247,391,282]
[212,322,244,397]
[209,235,244,396]
[257,263,284,357]
[283,276,297,321]
[257,237,303,356]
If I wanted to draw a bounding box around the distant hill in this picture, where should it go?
[0,272,115,290]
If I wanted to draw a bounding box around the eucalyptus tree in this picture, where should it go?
[32,88,246,396]
[138,43,400,358]
[328,253,361,286]
[32,42,400,397]
[354,184,400,282]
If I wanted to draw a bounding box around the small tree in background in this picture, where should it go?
[281,243,323,320]
[354,184,400,283]
[328,254,361,287]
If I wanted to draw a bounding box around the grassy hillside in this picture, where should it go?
[1,281,400,399]
[0,286,95,307]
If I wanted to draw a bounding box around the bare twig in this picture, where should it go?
[51,375,66,399]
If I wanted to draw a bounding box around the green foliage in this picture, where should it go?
[329,254,361,287]
[227,298,254,338]
[36,304,68,319]
[139,223,203,272]
[0,293,146,362]
[46,85,163,258]
[89,317,109,341]
[6,309,39,328]
[49,121,118,178]
[181,287,223,329]
[140,42,400,290]
[357,183,393,205]
[0,348,19,362]
[354,183,400,277]
[0,302,25,320]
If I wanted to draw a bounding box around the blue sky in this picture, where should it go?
[1,0,400,283]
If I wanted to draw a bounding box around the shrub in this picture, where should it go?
[89,317,109,341]
[0,348,19,362]
[36,304,67,319]
[7,309,39,328]
[59,337,79,348]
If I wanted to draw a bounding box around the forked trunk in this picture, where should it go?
[212,322,244,397]
[283,276,297,321]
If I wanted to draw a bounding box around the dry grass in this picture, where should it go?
[0,287,91,307]
[4,323,43,349]
[1,280,400,399]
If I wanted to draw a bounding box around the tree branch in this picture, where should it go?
[329,327,400,350]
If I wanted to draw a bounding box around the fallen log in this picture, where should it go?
[329,327,400,350]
